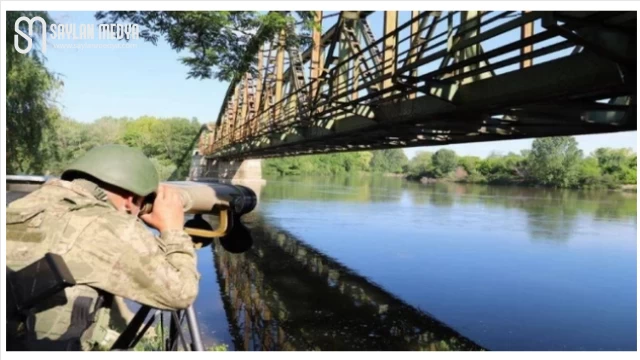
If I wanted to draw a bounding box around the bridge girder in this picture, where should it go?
[201,11,636,160]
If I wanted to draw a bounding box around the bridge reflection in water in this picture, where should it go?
[210,213,484,351]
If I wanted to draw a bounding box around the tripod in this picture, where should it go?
[110,304,205,351]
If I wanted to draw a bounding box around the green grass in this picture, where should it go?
[132,323,229,351]
[207,344,229,351]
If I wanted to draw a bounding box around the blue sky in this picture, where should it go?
[44,11,636,159]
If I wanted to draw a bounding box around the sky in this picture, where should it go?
[43,11,637,159]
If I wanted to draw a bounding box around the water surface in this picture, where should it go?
[193,176,637,351]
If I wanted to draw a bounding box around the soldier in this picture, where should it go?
[6,144,200,350]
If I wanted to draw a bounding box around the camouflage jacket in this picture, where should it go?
[6,178,200,350]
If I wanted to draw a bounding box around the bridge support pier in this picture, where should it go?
[189,152,265,184]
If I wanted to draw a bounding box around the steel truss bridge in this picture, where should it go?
[197,11,636,160]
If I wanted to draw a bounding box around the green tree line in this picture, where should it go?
[264,137,637,189]
[263,149,409,176]
[6,10,314,178]
[7,11,62,174]
[9,115,201,180]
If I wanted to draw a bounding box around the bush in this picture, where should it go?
[407,151,433,178]
[432,149,457,177]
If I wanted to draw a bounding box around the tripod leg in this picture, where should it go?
[111,305,151,350]
[170,311,190,351]
[185,305,205,351]
[160,311,165,351]
[168,310,178,350]
[130,310,160,349]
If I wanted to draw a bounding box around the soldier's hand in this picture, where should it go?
[140,185,185,232]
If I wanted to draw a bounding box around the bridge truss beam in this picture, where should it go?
[200,11,636,160]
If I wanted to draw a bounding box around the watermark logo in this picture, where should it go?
[14,16,46,54]
[14,16,140,54]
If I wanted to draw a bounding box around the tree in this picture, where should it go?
[432,149,457,177]
[626,154,637,184]
[527,136,583,188]
[7,11,62,174]
[120,116,201,179]
[89,117,128,145]
[94,11,316,82]
[150,157,177,181]
[457,156,480,175]
[594,147,636,184]
[407,151,433,178]
[457,155,487,183]
[577,156,606,188]
[31,116,201,179]
[370,149,408,174]
[263,151,374,177]
[358,152,373,172]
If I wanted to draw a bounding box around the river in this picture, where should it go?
[191,175,637,351]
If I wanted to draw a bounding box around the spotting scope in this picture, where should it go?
[6,175,258,252]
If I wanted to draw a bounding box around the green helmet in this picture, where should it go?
[61,144,159,197]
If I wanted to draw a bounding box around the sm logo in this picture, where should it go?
[14,16,47,54]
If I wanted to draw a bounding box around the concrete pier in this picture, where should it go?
[189,152,263,182]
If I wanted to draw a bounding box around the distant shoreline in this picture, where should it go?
[266,173,637,192]
[403,175,637,192]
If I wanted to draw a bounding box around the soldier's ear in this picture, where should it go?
[123,194,137,212]
[135,196,145,207]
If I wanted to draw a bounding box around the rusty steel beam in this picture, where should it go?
[382,11,398,97]
[521,11,533,68]
[409,11,420,99]
[230,85,240,143]
[312,13,344,109]
[254,44,264,135]
[352,41,361,101]
[400,12,443,72]
[282,11,375,81]
[259,38,275,131]
[310,11,323,103]
[456,11,482,84]
[274,30,285,120]
[241,74,249,131]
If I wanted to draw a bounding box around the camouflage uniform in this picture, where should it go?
[6,178,200,350]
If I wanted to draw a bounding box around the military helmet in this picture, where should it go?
[61,144,159,197]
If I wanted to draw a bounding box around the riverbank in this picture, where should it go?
[404,174,637,192]
[263,137,636,192]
